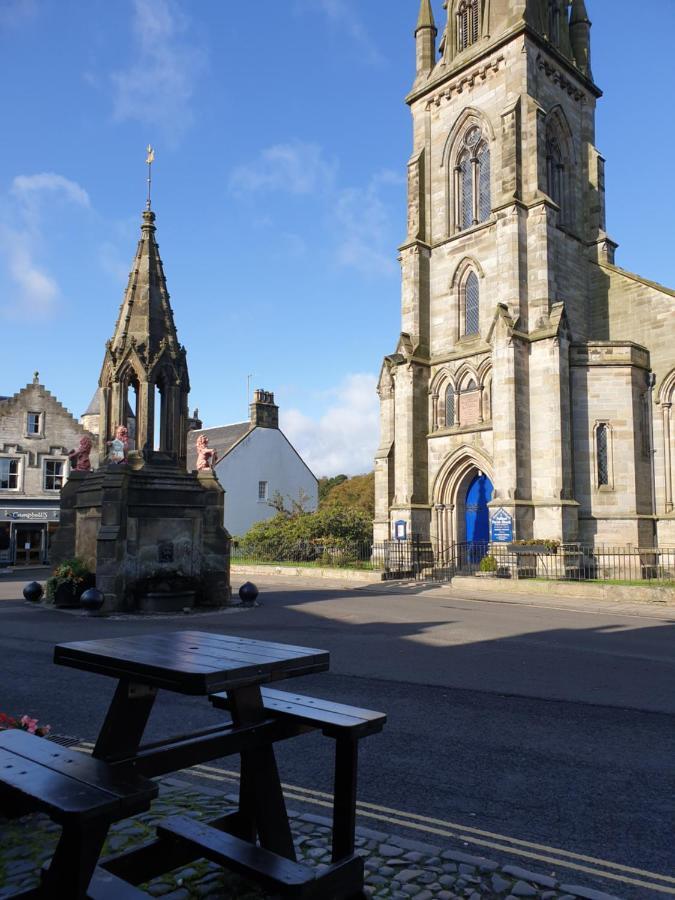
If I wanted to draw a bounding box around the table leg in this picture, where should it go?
[227,685,296,861]
[332,737,358,863]
[93,679,157,761]
[41,820,109,898]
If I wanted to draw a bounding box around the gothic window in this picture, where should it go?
[446,386,455,427]
[547,137,565,219]
[596,424,610,487]
[457,0,480,52]
[464,272,480,336]
[455,126,491,232]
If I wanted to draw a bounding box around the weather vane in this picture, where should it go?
[146,144,155,210]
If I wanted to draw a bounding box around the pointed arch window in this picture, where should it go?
[457,0,480,52]
[596,423,610,487]
[547,136,565,220]
[454,126,491,232]
[548,0,561,47]
[464,272,480,336]
[445,385,455,427]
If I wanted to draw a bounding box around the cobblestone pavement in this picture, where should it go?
[0,777,622,900]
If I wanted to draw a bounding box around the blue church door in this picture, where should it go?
[465,473,494,546]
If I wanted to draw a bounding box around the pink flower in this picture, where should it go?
[20,715,38,734]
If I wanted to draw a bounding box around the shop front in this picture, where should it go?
[0,507,60,566]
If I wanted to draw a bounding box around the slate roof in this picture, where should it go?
[186,422,252,471]
[82,389,100,417]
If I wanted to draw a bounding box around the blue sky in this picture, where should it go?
[1,0,673,476]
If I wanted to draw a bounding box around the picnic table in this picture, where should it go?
[48,630,385,898]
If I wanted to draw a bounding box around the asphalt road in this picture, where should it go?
[1,570,674,897]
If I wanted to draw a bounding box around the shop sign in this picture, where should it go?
[1,509,60,523]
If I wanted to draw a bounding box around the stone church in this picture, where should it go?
[375,0,675,550]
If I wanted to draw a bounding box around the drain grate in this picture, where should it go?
[45,734,81,748]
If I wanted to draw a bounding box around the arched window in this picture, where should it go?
[457,0,480,52]
[596,423,609,487]
[445,386,455,427]
[547,136,564,218]
[464,272,480,336]
[455,126,491,232]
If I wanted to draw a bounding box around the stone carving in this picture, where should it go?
[195,434,218,471]
[107,425,129,464]
[68,436,93,472]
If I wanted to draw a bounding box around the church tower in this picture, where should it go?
[375,1,674,550]
[98,207,190,466]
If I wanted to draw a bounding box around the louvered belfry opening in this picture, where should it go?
[457,0,479,52]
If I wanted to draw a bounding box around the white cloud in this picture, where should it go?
[230,142,337,196]
[335,169,403,277]
[0,172,91,318]
[294,0,383,66]
[111,0,204,144]
[0,225,58,318]
[281,373,379,476]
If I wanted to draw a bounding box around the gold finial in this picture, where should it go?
[146,145,155,209]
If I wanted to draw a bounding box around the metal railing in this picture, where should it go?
[440,542,675,584]
[230,538,675,584]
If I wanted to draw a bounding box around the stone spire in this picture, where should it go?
[570,0,592,78]
[109,208,181,359]
[98,207,190,465]
[415,0,437,78]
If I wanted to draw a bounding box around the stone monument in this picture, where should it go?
[51,181,231,611]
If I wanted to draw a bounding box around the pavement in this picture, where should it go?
[1,567,674,898]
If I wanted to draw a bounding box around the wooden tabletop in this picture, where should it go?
[54,631,330,695]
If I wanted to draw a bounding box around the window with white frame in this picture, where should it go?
[0,458,19,490]
[258,480,269,501]
[44,459,64,491]
[455,126,491,232]
[27,412,42,435]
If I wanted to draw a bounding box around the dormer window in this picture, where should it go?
[457,0,480,52]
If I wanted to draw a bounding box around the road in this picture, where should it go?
[1,569,674,897]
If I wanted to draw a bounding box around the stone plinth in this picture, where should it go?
[51,460,231,612]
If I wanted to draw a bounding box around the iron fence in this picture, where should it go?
[441,542,675,584]
[230,538,675,584]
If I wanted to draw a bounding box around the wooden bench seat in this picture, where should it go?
[0,730,157,898]
[210,688,385,868]
[158,815,363,899]
[209,687,386,739]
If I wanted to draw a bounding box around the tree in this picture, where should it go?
[320,472,374,518]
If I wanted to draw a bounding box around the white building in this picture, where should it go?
[187,390,318,537]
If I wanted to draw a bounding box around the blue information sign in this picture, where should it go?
[490,508,513,543]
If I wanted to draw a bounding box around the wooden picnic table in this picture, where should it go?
[54,630,375,898]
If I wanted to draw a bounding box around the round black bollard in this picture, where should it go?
[23,581,43,602]
[238,581,259,607]
[80,587,105,614]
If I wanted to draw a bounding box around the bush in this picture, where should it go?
[479,554,498,573]
[46,558,94,600]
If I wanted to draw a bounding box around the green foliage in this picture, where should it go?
[318,474,348,503]
[511,539,560,552]
[321,472,375,518]
[46,558,93,600]
[479,554,498,573]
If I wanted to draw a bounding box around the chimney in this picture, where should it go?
[250,389,279,429]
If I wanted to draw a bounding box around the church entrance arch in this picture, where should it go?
[432,450,494,551]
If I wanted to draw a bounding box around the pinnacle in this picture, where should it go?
[570,0,590,25]
[416,0,436,33]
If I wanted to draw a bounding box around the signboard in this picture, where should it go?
[393,520,407,541]
[1,509,60,522]
[490,508,513,543]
